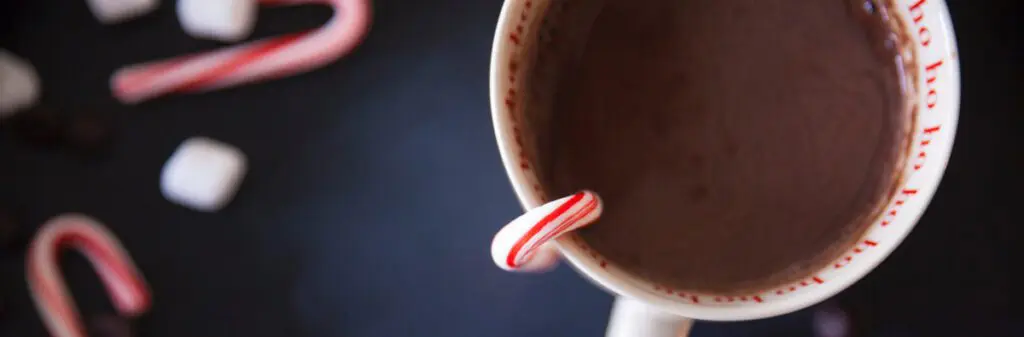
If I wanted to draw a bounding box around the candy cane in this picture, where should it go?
[491,191,603,272]
[111,0,372,104]
[26,214,150,337]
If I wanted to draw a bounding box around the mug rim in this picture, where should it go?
[490,0,961,321]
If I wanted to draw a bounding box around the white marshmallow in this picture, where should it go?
[85,0,159,24]
[161,137,248,212]
[0,50,40,120]
[177,0,257,42]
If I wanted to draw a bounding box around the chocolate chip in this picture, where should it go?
[0,211,15,239]
[63,114,113,154]
[0,208,27,251]
[88,315,134,337]
[4,109,65,149]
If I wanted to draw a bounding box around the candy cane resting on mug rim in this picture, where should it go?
[492,191,603,272]
[27,214,151,337]
[111,0,372,104]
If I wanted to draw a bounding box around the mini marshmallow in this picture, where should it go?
[161,137,247,212]
[0,50,40,120]
[85,0,159,24]
[177,0,257,42]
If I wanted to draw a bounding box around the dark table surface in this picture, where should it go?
[0,0,1019,336]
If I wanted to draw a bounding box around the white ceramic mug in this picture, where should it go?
[489,0,961,335]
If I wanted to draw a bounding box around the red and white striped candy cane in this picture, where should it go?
[491,191,603,272]
[111,0,372,104]
[26,214,150,337]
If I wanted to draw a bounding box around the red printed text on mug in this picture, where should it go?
[909,0,947,111]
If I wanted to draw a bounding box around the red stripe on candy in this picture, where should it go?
[118,56,195,91]
[506,192,586,268]
[529,198,597,250]
[175,33,307,93]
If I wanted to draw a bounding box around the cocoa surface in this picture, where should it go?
[538,0,910,293]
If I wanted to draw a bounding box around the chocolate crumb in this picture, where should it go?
[88,315,134,337]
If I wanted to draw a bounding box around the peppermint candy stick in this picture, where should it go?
[491,191,603,272]
[111,0,371,104]
[27,214,150,337]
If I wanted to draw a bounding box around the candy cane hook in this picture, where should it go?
[111,0,372,104]
[26,214,150,337]
[491,191,603,272]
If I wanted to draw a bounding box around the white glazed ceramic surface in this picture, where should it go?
[490,0,960,321]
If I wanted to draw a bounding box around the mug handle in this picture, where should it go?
[606,297,694,337]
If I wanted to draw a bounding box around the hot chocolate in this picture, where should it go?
[531,0,912,293]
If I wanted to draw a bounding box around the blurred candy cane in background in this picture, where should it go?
[27,214,150,337]
[111,0,372,104]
